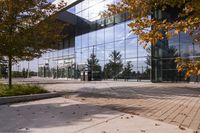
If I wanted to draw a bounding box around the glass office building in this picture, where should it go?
[13,0,200,82]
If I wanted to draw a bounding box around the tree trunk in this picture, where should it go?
[8,55,12,89]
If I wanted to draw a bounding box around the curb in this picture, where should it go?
[0,92,65,105]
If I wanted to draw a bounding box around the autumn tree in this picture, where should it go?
[0,0,67,88]
[102,0,200,79]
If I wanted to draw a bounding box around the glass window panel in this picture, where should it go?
[180,45,194,57]
[96,44,104,61]
[194,44,200,56]
[168,34,180,55]
[81,9,89,20]
[115,41,125,59]
[89,46,97,57]
[126,38,138,58]
[105,42,114,60]
[76,49,82,64]
[89,31,96,46]
[69,48,75,55]
[105,26,114,43]
[75,35,81,49]
[53,51,58,58]
[97,29,105,44]
[96,19,105,29]
[82,34,89,48]
[115,13,125,24]
[125,58,137,72]
[180,32,193,47]
[180,32,194,57]
[89,0,102,7]
[125,21,135,39]
[82,48,89,64]
[115,23,125,41]
[63,49,69,56]
[138,58,149,72]
[138,46,148,57]
[82,0,89,10]
[48,52,53,58]
[67,7,75,14]
[58,49,63,57]
[77,12,82,18]
[75,3,82,13]
[105,16,114,25]
[89,2,104,20]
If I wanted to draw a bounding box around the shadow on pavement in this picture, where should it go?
[0,100,121,132]
[73,85,200,100]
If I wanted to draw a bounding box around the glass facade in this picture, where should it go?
[13,0,200,82]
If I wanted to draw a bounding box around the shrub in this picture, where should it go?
[0,84,48,97]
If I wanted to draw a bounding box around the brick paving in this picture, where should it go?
[61,82,200,131]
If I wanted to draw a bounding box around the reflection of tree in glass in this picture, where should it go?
[145,46,180,81]
[103,50,123,80]
[87,53,102,80]
[162,46,179,81]
[122,61,133,81]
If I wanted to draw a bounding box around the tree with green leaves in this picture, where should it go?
[102,0,200,79]
[87,53,102,80]
[0,0,67,88]
[104,50,123,80]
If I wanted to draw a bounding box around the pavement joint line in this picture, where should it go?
[72,113,125,133]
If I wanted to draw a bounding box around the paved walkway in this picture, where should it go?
[2,78,200,131]
[41,80,200,131]
[0,97,194,133]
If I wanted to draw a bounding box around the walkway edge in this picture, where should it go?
[0,92,64,105]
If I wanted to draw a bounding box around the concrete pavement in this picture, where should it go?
[1,78,200,131]
[0,97,194,133]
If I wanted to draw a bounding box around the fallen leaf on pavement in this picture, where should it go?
[179,126,186,130]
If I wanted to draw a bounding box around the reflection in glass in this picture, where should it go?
[97,29,105,44]
[115,23,125,41]
[105,27,114,43]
